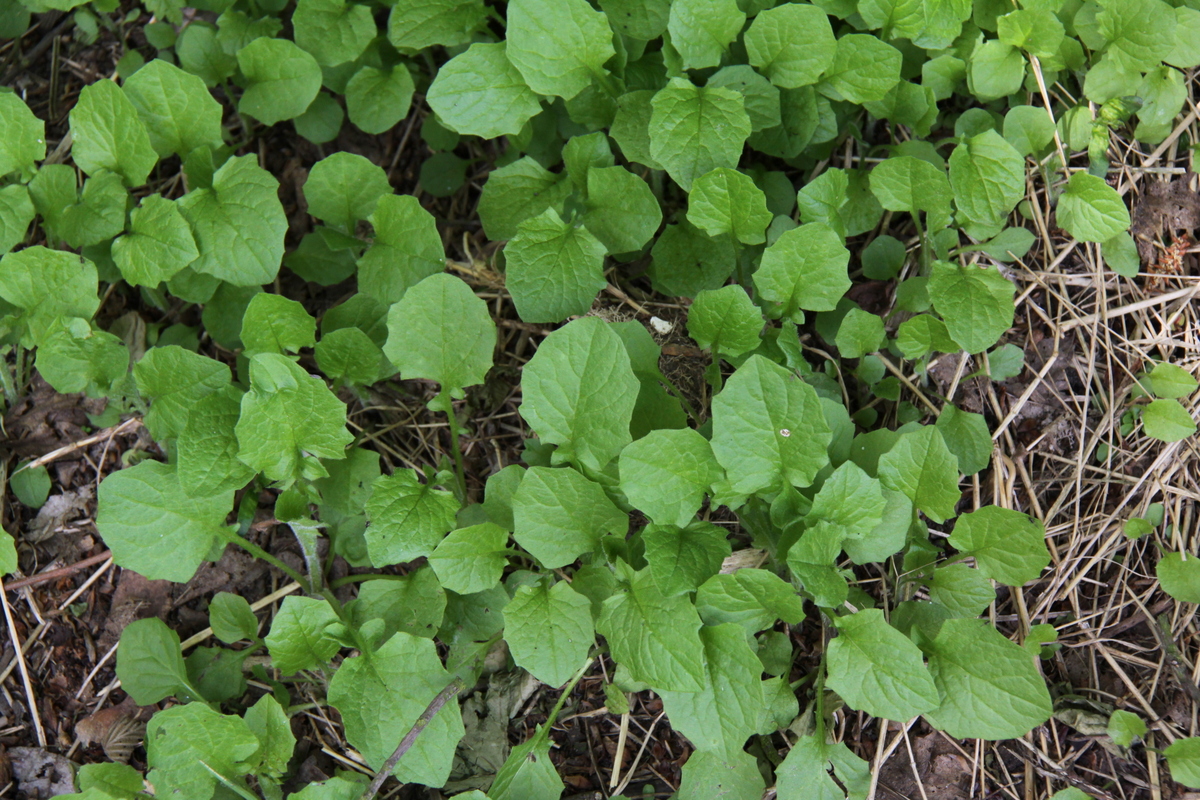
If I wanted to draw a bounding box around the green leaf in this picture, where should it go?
[122,59,224,159]
[292,0,374,66]
[643,521,730,596]
[581,165,662,255]
[949,506,1050,586]
[36,317,128,396]
[235,353,354,483]
[744,3,836,88]
[503,207,607,323]
[69,79,157,186]
[1098,0,1175,69]
[998,8,1064,56]
[505,0,615,99]
[176,23,237,87]
[134,345,230,439]
[649,78,752,191]
[1056,172,1131,243]
[0,185,34,256]
[304,152,390,232]
[667,0,744,70]
[346,66,415,135]
[512,465,626,568]
[0,93,45,177]
[237,38,322,125]
[835,307,885,358]
[929,261,1015,354]
[0,246,99,346]
[245,695,295,779]
[869,155,952,223]
[10,463,50,510]
[687,167,772,245]
[712,355,831,495]
[707,65,782,133]
[427,522,508,594]
[659,623,766,759]
[490,729,561,800]
[240,293,317,357]
[949,130,1025,229]
[178,155,287,285]
[350,566,445,640]
[819,34,901,104]
[928,563,995,617]
[807,460,886,537]
[1149,362,1198,398]
[878,425,960,523]
[386,0,485,50]
[923,618,1053,739]
[677,750,766,800]
[384,273,494,399]
[327,633,465,787]
[112,195,199,287]
[365,469,458,565]
[695,568,806,632]
[0,532,13,575]
[1166,738,1200,788]
[1157,552,1200,602]
[755,222,850,321]
[775,734,870,800]
[897,314,957,359]
[827,608,939,720]
[316,327,384,387]
[96,460,231,583]
[209,592,259,643]
[265,595,341,674]
[1107,709,1146,747]
[59,171,128,250]
[687,286,762,358]
[967,40,1025,102]
[1143,398,1196,442]
[935,405,992,475]
[146,703,260,800]
[427,42,541,138]
[796,167,848,238]
[505,580,594,686]
[357,194,444,304]
[521,316,639,471]
[478,157,571,241]
[77,763,144,800]
[1004,105,1057,157]
[620,428,721,527]
[648,220,736,297]
[598,0,668,39]
[116,617,191,704]
[597,568,706,691]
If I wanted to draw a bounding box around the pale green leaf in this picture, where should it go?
[505,0,615,99]
[878,425,960,523]
[687,167,772,245]
[512,465,626,568]
[827,608,940,720]
[96,460,231,583]
[643,521,730,596]
[293,0,374,66]
[209,592,259,644]
[177,155,287,286]
[0,93,45,177]
[304,152,390,232]
[745,3,835,89]
[112,195,199,287]
[695,568,806,633]
[1165,738,1200,788]
[819,34,902,103]
[775,734,870,800]
[687,285,763,358]
[364,469,458,565]
[1148,362,1198,399]
[928,563,995,617]
[384,273,495,397]
[1157,552,1200,602]
[116,617,191,704]
[265,596,341,674]
[1056,172,1131,243]
[755,222,850,322]
[649,78,752,191]
[237,38,322,125]
[357,194,444,304]
[477,157,571,241]
[122,59,224,159]
[929,260,1015,354]
[427,42,541,138]
[234,353,354,483]
[597,568,706,691]
[0,184,34,256]
[521,316,638,471]
[346,66,415,135]
[504,581,594,686]
[70,79,157,186]
[328,633,465,787]
[240,293,316,356]
[922,618,1053,739]
[948,506,1050,586]
[427,522,508,595]
[712,355,831,495]
[935,404,992,475]
[668,0,745,70]
[1142,398,1196,442]
[949,130,1025,228]
[504,207,607,323]
[387,0,486,50]
[146,703,260,800]
[582,165,662,255]
[620,428,721,527]
[134,345,230,439]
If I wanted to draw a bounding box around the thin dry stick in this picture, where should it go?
[357,677,465,800]
[14,417,142,473]
[609,710,632,789]
[0,574,45,746]
[4,550,112,591]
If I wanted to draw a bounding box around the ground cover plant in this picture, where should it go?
[2,0,1200,796]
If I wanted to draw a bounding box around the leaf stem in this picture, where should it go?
[214,526,307,588]
[357,677,466,800]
